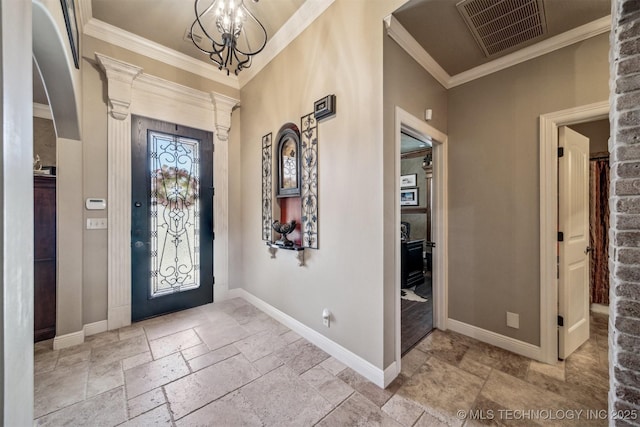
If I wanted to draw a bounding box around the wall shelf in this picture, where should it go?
[266,242,305,266]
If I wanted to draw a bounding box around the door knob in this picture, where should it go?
[134,202,142,207]
[134,241,145,248]
[585,246,593,254]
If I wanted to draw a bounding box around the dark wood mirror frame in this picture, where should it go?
[275,123,302,198]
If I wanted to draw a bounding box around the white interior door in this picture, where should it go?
[558,126,590,359]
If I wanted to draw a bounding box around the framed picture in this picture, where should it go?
[60,0,80,69]
[400,174,417,188]
[400,188,419,206]
[314,94,336,121]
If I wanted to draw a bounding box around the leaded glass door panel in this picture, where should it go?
[131,116,213,321]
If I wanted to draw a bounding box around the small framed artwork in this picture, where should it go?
[314,94,336,121]
[400,174,417,188]
[60,0,80,69]
[400,188,419,206]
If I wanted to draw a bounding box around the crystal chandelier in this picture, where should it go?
[191,0,268,76]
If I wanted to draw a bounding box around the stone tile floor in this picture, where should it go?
[34,298,610,426]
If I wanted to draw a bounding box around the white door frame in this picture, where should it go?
[539,100,609,364]
[394,106,448,369]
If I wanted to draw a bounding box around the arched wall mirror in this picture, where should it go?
[276,123,302,198]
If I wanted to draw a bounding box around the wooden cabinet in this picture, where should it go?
[34,176,56,342]
[401,239,424,289]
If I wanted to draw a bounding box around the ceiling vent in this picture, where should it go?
[183,28,203,45]
[456,0,547,57]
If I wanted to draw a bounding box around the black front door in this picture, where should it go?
[131,116,214,321]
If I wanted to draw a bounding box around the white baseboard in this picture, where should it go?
[230,288,388,388]
[84,320,108,336]
[53,330,84,350]
[383,361,400,388]
[447,318,542,361]
[590,303,609,315]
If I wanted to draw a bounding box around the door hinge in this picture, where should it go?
[212,232,215,240]
[212,187,215,196]
[558,232,564,242]
[558,315,564,327]
[213,277,215,285]
[558,147,564,157]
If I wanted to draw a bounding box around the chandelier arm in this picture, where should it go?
[192,0,227,53]
[233,5,268,56]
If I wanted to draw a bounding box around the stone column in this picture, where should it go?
[96,54,142,330]
[211,93,239,300]
[610,1,640,424]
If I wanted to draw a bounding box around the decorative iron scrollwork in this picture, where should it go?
[300,112,318,249]
[261,133,272,241]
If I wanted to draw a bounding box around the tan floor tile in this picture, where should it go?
[34,350,59,375]
[400,347,429,377]
[149,328,202,360]
[243,315,290,335]
[87,359,124,398]
[194,322,251,351]
[118,325,145,341]
[34,387,126,427]
[240,365,333,426]
[226,303,268,325]
[235,329,288,362]
[381,394,425,426]
[121,403,172,426]
[459,354,492,380]
[316,392,402,427]
[415,329,470,366]
[396,357,483,426]
[181,343,209,360]
[127,388,166,419]
[338,368,394,407]
[124,352,190,399]
[463,342,530,379]
[85,331,120,348]
[165,353,261,420]
[34,363,89,418]
[301,365,354,406]
[122,351,153,371]
[413,410,449,426]
[91,334,149,367]
[529,359,566,382]
[320,356,347,376]
[175,390,263,427]
[144,311,209,341]
[252,353,284,375]
[56,349,91,369]
[281,329,302,345]
[276,339,330,375]
[187,344,239,372]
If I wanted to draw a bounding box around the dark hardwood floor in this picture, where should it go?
[401,276,433,355]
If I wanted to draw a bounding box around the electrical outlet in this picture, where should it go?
[87,218,108,230]
[506,312,519,329]
[322,308,331,327]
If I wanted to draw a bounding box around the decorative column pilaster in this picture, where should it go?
[96,54,142,330]
[211,93,239,301]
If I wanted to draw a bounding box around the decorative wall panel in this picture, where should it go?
[300,113,318,249]
[262,133,272,241]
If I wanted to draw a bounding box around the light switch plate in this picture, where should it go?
[87,218,107,229]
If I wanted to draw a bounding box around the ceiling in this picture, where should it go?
[33,0,610,105]
[393,0,610,76]
[91,0,305,64]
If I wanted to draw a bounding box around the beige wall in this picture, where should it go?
[240,0,404,368]
[79,36,240,325]
[33,117,56,167]
[382,34,447,366]
[447,33,609,345]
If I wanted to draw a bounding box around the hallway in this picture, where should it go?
[34,298,609,426]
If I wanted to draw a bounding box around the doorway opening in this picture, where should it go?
[399,129,434,354]
[538,101,609,364]
[394,107,448,371]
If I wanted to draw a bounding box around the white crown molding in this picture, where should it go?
[84,18,240,89]
[449,15,612,87]
[33,102,52,120]
[76,0,92,33]
[238,0,336,87]
[383,15,450,89]
[385,14,611,89]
